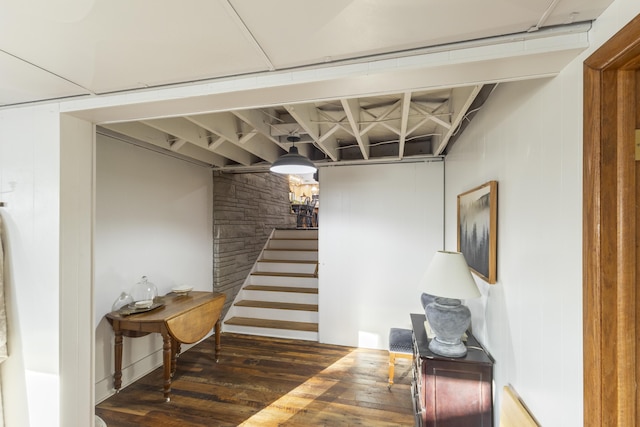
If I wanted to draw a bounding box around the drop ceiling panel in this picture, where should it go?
[0,0,272,94]
[0,50,89,105]
[229,0,609,69]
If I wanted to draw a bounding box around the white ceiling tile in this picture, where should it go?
[0,51,89,105]
[0,0,272,94]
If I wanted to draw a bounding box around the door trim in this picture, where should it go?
[583,13,640,426]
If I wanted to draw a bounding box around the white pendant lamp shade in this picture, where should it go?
[270,135,317,175]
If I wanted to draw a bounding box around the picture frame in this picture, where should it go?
[457,181,497,284]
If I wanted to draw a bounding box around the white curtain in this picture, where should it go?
[0,215,6,427]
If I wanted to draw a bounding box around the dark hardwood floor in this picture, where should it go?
[96,333,415,426]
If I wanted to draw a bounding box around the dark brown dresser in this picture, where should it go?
[410,313,494,427]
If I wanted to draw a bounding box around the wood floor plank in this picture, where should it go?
[96,333,414,426]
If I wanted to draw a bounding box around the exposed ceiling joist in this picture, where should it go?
[186,113,282,164]
[100,122,172,151]
[141,117,229,167]
[398,92,413,159]
[341,98,371,160]
[432,85,483,156]
[232,109,286,150]
[284,103,338,161]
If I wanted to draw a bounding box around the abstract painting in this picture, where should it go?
[457,181,497,284]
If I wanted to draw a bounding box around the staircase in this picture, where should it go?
[223,228,319,341]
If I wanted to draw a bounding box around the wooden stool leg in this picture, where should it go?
[388,352,396,389]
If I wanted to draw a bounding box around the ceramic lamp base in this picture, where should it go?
[428,337,468,358]
[425,297,471,358]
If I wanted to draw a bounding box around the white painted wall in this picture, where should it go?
[318,161,443,349]
[446,77,582,426]
[444,1,640,425]
[94,134,213,403]
[0,105,62,427]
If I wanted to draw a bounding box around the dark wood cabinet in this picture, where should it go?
[411,313,494,427]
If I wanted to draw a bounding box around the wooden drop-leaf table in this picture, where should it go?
[106,291,226,402]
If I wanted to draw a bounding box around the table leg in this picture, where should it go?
[171,338,180,377]
[113,328,123,392]
[215,318,221,362]
[162,332,172,402]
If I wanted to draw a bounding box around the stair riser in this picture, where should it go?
[255,262,316,274]
[232,306,318,323]
[222,324,318,341]
[242,290,318,304]
[273,229,318,240]
[267,240,318,250]
[261,250,318,261]
[249,275,318,287]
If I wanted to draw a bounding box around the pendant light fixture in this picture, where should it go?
[270,134,317,175]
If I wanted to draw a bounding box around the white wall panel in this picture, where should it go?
[318,161,443,349]
[443,0,640,419]
[0,105,61,427]
[94,134,213,402]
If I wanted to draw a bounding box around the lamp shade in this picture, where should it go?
[419,251,480,299]
[270,146,317,175]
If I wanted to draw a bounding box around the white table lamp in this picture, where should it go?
[419,250,480,357]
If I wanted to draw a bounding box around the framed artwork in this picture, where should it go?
[457,181,497,284]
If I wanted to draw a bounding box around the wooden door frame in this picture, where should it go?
[584,14,640,426]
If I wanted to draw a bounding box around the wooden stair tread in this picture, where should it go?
[265,248,318,252]
[258,259,317,264]
[235,300,318,311]
[264,248,318,252]
[225,317,318,332]
[244,285,318,294]
[270,237,318,241]
[251,271,316,278]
